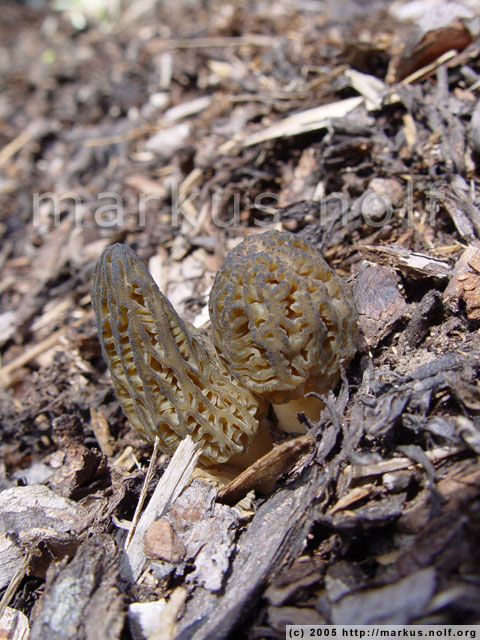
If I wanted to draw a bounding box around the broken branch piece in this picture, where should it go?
[217,434,315,506]
[209,230,358,431]
[92,244,265,464]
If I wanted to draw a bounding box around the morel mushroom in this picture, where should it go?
[92,244,268,465]
[209,230,358,431]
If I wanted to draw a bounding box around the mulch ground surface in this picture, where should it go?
[1,0,480,638]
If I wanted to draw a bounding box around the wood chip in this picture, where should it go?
[360,245,451,280]
[121,436,200,582]
[29,535,124,640]
[90,407,114,457]
[0,328,67,388]
[237,97,364,148]
[352,261,408,349]
[147,587,187,640]
[217,435,315,506]
[0,607,30,640]
[444,245,480,318]
[0,485,84,590]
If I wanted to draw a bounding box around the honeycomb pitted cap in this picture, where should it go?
[92,244,263,464]
[209,230,358,405]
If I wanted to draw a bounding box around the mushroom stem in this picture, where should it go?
[228,418,275,471]
[215,418,276,495]
[272,395,326,433]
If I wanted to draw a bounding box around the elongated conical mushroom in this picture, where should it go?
[92,244,269,465]
[208,230,358,432]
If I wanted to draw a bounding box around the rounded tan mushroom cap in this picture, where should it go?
[209,230,358,419]
[92,244,264,464]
